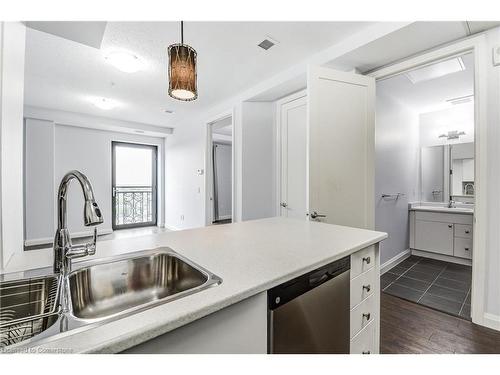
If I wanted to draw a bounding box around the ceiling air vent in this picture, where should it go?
[258,36,278,51]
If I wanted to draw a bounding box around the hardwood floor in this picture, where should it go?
[381,293,500,354]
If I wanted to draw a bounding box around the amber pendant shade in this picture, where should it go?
[168,43,198,101]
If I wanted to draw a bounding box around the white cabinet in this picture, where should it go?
[415,220,454,255]
[350,244,380,354]
[410,210,473,261]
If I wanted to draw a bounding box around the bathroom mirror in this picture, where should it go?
[421,145,446,202]
[450,142,474,197]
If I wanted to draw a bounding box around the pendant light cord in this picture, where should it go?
[181,21,184,45]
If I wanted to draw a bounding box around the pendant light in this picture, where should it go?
[168,21,198,101]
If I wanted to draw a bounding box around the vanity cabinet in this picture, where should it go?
[410,210,473,261]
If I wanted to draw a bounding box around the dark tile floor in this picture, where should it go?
[381,255,472,320]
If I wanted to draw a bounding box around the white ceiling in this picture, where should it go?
[24,21,375,128]
[377,52,474,115]
[328,21,500,73]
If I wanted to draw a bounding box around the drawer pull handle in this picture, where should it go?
[465,230,470,234]
[448,224,453,228]
[362,351,371,354]
[465,247,470,251]
[363,284,371,292]
[362,312,371,321]
[362,256,371,264]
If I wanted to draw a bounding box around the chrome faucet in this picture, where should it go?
[53,170,103,277]
[448,199,456,208]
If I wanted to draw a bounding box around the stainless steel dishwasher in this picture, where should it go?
[268,256,350,354]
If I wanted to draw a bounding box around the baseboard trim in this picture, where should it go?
[411,249,472,266]
[380,249,411,275]
[25,228,114,246]
[164,224,181,231]
[483,313,500,331]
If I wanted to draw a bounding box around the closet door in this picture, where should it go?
[279,94,307,220]
[307,67,375,229]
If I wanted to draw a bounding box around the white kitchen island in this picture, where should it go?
[3,217,387,354]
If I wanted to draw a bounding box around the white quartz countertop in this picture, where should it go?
[10,217,387,353]
[409,205,474,214]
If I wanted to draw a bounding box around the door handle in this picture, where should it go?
[310,211,327,219]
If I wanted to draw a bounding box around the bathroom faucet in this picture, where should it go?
[448,200,456,208]
[53,170,103,276]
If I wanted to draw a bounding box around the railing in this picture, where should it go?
[114,186,153,226]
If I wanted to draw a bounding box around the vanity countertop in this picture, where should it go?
[4,217,387,354]
[409,205,474,215]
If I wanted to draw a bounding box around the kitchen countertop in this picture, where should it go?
[409,205,474,214]
[4,217,387,353]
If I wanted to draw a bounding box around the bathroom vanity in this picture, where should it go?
[409,204,473,264]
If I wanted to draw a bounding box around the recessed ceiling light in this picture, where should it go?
[405,57,465,84]
[164,109,174,114]
[104,50,145,73]
[257,36,279,51]
[89,97,120,110]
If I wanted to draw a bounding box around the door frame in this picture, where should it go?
[369,35,489,328]
[111,141,158,230]
[204,109,235,226]
[275,89,307,218]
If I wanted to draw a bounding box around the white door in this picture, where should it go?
[279,93,307,219]
[308,66,375,229]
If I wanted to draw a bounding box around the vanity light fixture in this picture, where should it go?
[168,21,198,101]
[105,51,145,73]
[90,97,120,110]
[439,130,466,140]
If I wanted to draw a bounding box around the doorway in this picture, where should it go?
[206,115,233,225]
[375,52,475,320]
[112,141,158,230]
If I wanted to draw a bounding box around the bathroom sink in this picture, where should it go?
[414,206,474,213]
[67,248,221,320]
[0,275,61,347]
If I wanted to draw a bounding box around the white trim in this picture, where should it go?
[216,215,232,221]
[163,224,181,231]
[380,249,411,275]
[411,249,473,266]
[274,90,307,217]
[369,34,488,328]
[483,313,500,331]
[24,228,113,246]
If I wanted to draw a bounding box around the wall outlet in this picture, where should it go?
[493,46,500,67]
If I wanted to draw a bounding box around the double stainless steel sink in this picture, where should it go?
[0,248,221,349]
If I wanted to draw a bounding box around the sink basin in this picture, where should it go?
[0,275,60,347]
[67,248,221,320]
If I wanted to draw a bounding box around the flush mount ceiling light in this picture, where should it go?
[168,21,198,101]
[105,51,145,73]
[406,57,465,84]
[90,97,120,110]
[439,130,466,140]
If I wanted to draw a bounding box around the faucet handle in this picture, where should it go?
[87,227,98,256]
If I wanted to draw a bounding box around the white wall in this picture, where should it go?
[239,102,276,221]
[0,22,26,270]
[483,27,500,321]
[24,118,165,243]
[375,91,419,265]
[164,122,207,230]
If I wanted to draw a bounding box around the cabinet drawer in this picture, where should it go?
[350,321,375,354]
[350,267,375,309]
[350,294,375,339]
[414,220,454,255]
[454,237,473,259]
[351,246,375,279]
[454,224,472,239]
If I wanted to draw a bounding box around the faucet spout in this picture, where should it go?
[54,170,103,276]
